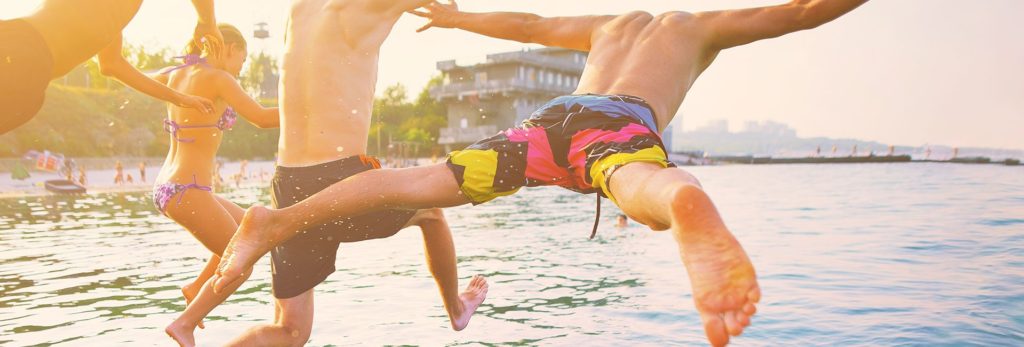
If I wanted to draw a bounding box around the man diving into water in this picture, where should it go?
[214,1,488,345]
[215,0,868,345]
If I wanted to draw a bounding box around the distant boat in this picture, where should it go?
[44,179,87,195]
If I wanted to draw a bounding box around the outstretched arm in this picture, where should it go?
[96,34,215,113]
[212,72,280,128]
[695,0,869,50]
[411,0,613,52]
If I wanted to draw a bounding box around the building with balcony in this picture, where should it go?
[431,48,587,147]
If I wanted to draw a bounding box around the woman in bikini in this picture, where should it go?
[149,24,278,346]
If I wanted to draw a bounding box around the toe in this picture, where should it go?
[723,311,744,336]
[701,312,730,347]
[743,302,757,316]
[737,312,750,327]
[747,286,761,303]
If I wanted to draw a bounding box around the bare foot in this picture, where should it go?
[671,188,760,347]
[180,283,205,329]
[450,275,489,331]
[214,205,283,293]
[165,320,196,347]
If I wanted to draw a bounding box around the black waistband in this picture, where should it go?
[274,155,380,176]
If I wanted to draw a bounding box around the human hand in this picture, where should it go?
[409,0,461,33]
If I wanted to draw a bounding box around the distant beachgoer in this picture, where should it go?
[78,165,87,186]
[615,214,629,229]
[239,159,248,180]
[63,158,74,181]
[126,174,134,184]
[0,0,222,135]
[215,1,868,346]
[145,24,280,346]
[139,162,147,183]
[114,160,124,185]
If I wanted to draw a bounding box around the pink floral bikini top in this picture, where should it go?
[159,55,238,143]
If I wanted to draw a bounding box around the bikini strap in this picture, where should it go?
[163,119,196,143]
[158,54,207,75]
[175,174,213,205]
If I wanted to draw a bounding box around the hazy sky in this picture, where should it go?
[4,1,1022,149]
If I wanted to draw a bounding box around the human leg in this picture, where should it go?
[405,208,488,331]
[215,163,469,292]
[161,191,253,346]
[180,196,246,326]
[607,163,759,347]
[225,290,314,347]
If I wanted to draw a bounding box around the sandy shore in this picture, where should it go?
[0,160,278,199]
[0,157,439,199]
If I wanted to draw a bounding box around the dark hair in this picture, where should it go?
[185,23,248,56]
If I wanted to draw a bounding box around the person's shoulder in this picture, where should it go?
[195,68,238,87]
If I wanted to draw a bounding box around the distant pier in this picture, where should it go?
[676,154,1021,166]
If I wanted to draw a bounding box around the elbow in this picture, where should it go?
[97,62,117,77]
[97,58,125,78]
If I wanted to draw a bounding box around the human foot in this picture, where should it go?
[671,188,760,347]
[213,205,284,293]
[165,320,196,347]
[450,275,489,331]
[180,283,205,329]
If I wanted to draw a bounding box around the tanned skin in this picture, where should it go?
[21,0,224,113]
[214,1,868,346]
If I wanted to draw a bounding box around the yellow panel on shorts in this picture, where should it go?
[448,149,520,204]
[589,146,670,205]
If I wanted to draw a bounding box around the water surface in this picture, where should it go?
[1,163,1022,346]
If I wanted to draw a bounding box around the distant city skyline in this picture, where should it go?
[4,0,1022,150]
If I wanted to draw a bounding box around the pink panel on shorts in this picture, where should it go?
[504,127,573,187]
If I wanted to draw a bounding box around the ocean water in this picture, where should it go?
[0,163,1022,346]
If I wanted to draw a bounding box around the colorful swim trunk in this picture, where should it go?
[270,155,416,299]
[0,20,53,134]
[446,94,674,205]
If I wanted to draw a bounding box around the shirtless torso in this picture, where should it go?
[279,0,412,166]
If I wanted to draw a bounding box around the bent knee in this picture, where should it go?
[670,182,710,210]
[278,322,312,347]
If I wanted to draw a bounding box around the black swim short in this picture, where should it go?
[0,20,53,134]
[270,155,416,299]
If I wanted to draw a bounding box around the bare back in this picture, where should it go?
[575,12,715,131]
[23,0,142,77]
[279,0,404,166]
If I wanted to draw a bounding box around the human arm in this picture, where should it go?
[212,72,280,129]
[695,0,869,50]
[190,0,224,57]
[410,0,613,52]
[96,33,214,113]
